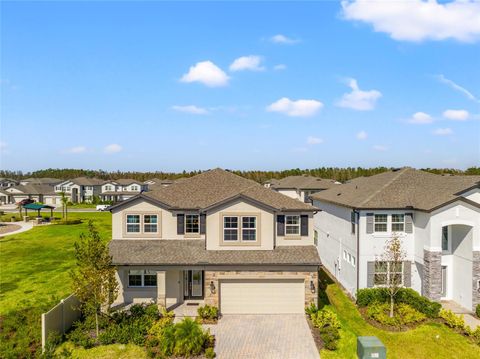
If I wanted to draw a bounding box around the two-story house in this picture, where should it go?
[100,179,148,202]
[311,168,480,312]
[54,177,104,203]
[109,169,321,314]
[267,175,341,203]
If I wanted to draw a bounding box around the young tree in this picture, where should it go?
[377,234,406,318]
[60,192,68,221]
[70,220,118,337]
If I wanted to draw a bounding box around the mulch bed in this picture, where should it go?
[0,223,21,235]
[306,317,324,352]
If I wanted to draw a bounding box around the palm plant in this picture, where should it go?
[173,318,205,357]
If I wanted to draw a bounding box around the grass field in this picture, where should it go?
[319,271,480,359]
[0,212,111,358]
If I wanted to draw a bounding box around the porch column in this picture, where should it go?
[423,249,442,301]
[156,271,166,308]
[473,251,480,311]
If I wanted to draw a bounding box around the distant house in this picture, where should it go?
[0,178,19,188]
[267,175,341,203]
[54,177,104,203]
[3,184,58,205]
[100,179,148,202]
[19,178,62,186]
[144,178,175,187]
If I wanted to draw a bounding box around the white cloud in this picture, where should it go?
[104,144,123,154]
[270,34,300,44]
[443,109,470,121]
[266,97,324,117]
[172,105,209,115]
[356,130,368,140]
[373,145,388,151]
[407,112,434,124]
[180,61,229,87]
[66,146,87,154]
[273,64,287,71]
[336,78,382,111]
[341,0,480,43]
[433,128,453,136]
[307,136,324,145]
[436,74,479,103]
[229,55,265,72]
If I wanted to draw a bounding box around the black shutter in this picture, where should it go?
[300,215,309,236]
[177,214,185,235]
[199,214,206,235]
[277,215,285,236]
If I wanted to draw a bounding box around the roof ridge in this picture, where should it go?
[358,168,410,207]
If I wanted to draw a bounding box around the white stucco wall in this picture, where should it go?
[461,188,480,204]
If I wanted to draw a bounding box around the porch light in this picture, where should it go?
[210,281,216,294]
[310,280,316,293]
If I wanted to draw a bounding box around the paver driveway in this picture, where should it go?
[207,314,319,359]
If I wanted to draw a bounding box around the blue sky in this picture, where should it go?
[1,1,479,172]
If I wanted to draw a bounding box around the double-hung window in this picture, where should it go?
[223,215,258,242]
[185,214,200,234]
[242,217,256,241]
[223,217,239,241]
[128,270,157,287]
[285,215,300,235]
[126,214,158,234]
[374,261,403,287]
[374,214,388,232]
[126,215,141,233]
[391,214,405,232]
[143,215,158,233]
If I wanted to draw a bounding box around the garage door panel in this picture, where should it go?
[220,279,304,314]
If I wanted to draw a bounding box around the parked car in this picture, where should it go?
[18,198,35,206]
[96,204,110,211]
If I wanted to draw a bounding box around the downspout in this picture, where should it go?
[355,209,360,297]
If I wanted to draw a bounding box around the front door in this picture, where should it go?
[441,266,447,298]
[184,270,204,299]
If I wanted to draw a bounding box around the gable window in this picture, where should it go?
[242,216,256,241]
[374,261,403,287]
[442,226,450,253]
[185,214,200,234]
[351,211,356,234]
[285,215,300,235]
[391,214,405,232]
[223,217,239,241]
[128,270,157,287]
[374,214,388,232]
[144,215,158,233]
[126,215,140,233]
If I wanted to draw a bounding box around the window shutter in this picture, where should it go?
[367,261,375,288]
[277,215,285,236]
[366,213,374,234]
[300,215,309,236]
[177,214,185,235]
[199,214,206,235]
[405,213,413,233]
[403,261,412,287]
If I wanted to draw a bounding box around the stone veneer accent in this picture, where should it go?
[473,251,480,311]
[204,270,318,308]
[423,250,442,301]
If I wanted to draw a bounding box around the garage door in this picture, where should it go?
[220,279,305,314]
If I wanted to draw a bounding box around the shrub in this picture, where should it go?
[173,318,206,357]
[311,308,341,330]
[67,323,95,348]
[440,309,465,330]
[305,303,318,318]
[367,302,425,327]
[472,327,480,345]
[319,326,340,351]
[197,305,219,321]
[396,303,426,325]
[357,288,389,307]
[205,347,216,358]
[476,304,480,319]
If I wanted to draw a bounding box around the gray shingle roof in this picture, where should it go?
[70,177,105,186]
[9,184,56,195]
[270,175,340,190]
[109,239,321,266]
[21,178,62,185]
[310,168,480,212]
[113,179,143,185]
[128,169,315,211]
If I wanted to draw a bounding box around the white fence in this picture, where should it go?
[41,294,81,350]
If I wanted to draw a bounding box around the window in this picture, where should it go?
[126,215,140,232]
[242,216,256,241]
[105,185,113,191]
[223,216,239,241]
[128,270,157,287]
[144,215,158,233]
[391,214,405,232]
[348,253,352,263]
[351,211,356,234]
[314,230,318,246]
[374,214,388,232]
[132,185,138,191]
[343,250,347,260]
[442,226,449,252]
[374,261,403,287]
[285,215,300,235]
[351,256,356,267]
[185,214,200,234]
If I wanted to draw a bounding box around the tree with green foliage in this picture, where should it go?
[60,192,68,221]
[70,221,118,337]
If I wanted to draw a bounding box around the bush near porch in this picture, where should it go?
[318,269,480,359]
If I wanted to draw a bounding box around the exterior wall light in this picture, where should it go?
[210,281,216,294]
[310,280,316,293]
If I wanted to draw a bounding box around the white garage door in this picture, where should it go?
[220,279,305,314]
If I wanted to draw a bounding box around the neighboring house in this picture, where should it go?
[0,178,19,188]
[267,175,341,203]
[3,184,58,205]
[19,178,62,186]
[100,179,148,202]
[144,178,176,187]
[109,168,320,314]
[54,177,104,203]
[311,168,480,312]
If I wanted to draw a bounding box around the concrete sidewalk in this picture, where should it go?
[0,221,34,236]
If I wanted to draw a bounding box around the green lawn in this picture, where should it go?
[0,212,111,357]
[319,272,480,359]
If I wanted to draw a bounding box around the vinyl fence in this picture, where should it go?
[41,294,81,350]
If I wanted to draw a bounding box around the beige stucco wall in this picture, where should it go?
[276,212,314,246]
